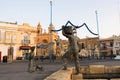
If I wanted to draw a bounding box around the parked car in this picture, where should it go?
[114,55,120,59]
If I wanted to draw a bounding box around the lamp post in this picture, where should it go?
[95,10,101,59]
[10,35,13,63]
[49,0,53,62]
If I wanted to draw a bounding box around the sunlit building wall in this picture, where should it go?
[0,22,36,61]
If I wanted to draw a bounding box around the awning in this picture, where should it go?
[19,46,31,50]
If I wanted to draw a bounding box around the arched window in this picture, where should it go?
[22,34,29,45]
[42,39,48,43]
[37,30,40,34]
[81,43,85,49]
[110,42,113,47]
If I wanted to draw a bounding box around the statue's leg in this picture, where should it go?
[62,50,72,70]
[28,60,30,72]
[62,58,67,70]
[74,52,80,74]
[28,60,32,72]
[28,59,35,72]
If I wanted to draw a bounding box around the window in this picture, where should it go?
[116,50,119,55]
[103,43,106,49]
[37,30,40,34]
[119,42,120,46]
[110,42,113,47]
[42,39,48,43]
[116,42,118,45]
[23,35,29,45]
[81,43,85,49]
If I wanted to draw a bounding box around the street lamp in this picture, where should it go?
[10,35,13,63]
[49,0,53,62]
[95,10,101,59]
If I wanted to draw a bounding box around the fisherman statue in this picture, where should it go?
[28,46,35,73]
[62,26,81,74]
[28,46,43,73]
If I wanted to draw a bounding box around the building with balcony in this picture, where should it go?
[80,36,99,57]
[59,36,99,58]
[0,21,60,61]
[0,22,36,61]
[100,37,113,57]
[0,21,119,61]
[100,35,120,57]
[113,35,120,55]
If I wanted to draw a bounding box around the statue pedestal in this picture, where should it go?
[71,73,83,80]
[89,65,105,74]
[44,68,73,80]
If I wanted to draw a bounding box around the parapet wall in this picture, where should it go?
[44,65,120,80]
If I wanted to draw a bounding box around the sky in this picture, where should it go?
[0,0,120,39]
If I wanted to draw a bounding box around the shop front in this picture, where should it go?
[19,46,31,60]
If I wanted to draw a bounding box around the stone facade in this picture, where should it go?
[100,35,120,56]
[58,35,120,58]
[79,36,99,57]
[113,35,120,55]
[60,36,99,58]
[100,37,114,57]
[0,22,59,61]
[0,21,119,61]
[35,23,59,57]
[0,22,36,61]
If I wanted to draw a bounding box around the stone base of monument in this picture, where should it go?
[44,65,120,80]
[71,73,83,80]
[44,68,73,80]
[89,65,105,74]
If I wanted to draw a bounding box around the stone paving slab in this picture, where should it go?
[0,60,63,80]
[44,68,72,80]
[44,65,120,80]
[0,59,120,80]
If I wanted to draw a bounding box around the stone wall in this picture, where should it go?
[44,65,120,80]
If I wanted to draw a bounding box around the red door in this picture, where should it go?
[0,51,1,62]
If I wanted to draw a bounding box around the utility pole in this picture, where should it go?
[10,35,13,63]
[95,10,101,59]
[49,0,53,62]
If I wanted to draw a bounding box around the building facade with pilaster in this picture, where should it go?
[0,22,36,61]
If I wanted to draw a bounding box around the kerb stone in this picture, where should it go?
[71,74,83,80]
[89,65,105,74]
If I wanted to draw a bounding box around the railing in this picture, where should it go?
[21,40,30,45]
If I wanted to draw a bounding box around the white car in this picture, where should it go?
[114,55,120,59]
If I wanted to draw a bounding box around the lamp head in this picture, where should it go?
[49,0,52,5]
